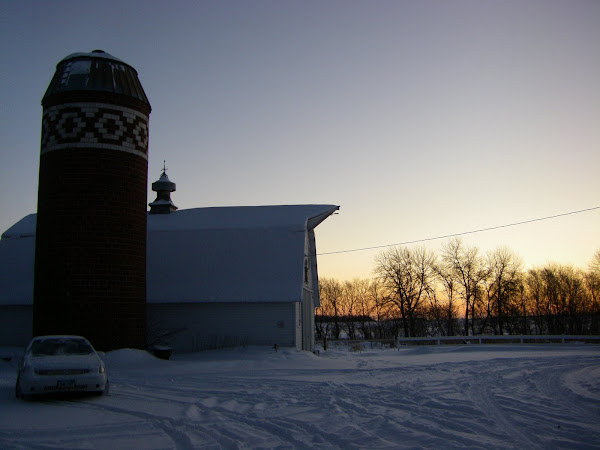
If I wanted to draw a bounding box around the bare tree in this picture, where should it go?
[370,279,393,339]
[316,278,344,339]
[533,264,589,335]
[513,282,530,335]
[526,268,546,334]
[346,278,374,340]
[590,249,600,275]
[374,246,436,337]
[558,266,588,335]
[423,288,446,336]
[541,265,564,334]
[433,261,459,336]
[440,238,487,336]
[585,249,600,334]
[484,247,523,335]
[338,280,356,339]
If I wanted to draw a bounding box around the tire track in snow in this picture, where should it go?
[0,401,172,449]
[463,370,540,448]
[532,359,600,418]
[101,377,349,448]
[64,398,199,449]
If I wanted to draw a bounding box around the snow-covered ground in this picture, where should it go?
[1,343,599,449]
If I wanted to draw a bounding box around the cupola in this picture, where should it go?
[149,162,177,214]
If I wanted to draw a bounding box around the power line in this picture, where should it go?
[318,206,600,256]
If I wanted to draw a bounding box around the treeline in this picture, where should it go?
[316,238,600,340]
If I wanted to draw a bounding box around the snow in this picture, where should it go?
[147,205,339,232]
[1,206,340,239]
[1,343,599,448]
[148,199,176,206]
[61,51,126,64]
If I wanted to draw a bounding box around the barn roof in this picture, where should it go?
[0,205,339,306]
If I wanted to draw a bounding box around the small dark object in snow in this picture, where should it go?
[151,346,172,360]
[273,344,278,352]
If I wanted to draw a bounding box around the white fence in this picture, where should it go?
[397,335,600,346]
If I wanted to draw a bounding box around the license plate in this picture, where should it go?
[57,379,75,388]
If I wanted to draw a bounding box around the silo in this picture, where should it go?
[33,50,151,350]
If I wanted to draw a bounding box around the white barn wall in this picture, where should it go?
[148,302,298,353]
[0,303,298,352]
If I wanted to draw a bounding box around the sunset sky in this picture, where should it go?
[1,0,599,280]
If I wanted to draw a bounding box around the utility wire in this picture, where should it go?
[318,206,600,256]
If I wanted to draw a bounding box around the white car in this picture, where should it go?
[15,335,109,399]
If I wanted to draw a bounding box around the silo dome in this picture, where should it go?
[42,50,150,110]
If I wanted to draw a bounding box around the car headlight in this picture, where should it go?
[99,365,105,374]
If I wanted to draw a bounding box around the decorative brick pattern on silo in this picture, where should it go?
[33,51,151,351]
[41,103,149,157]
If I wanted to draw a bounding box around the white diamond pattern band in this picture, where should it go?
[41,103,149,160]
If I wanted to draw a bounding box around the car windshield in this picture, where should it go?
[30,338,94,356]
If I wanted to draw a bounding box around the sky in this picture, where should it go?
[1,0,599,280]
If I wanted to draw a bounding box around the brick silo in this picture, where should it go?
[33,50,151,350]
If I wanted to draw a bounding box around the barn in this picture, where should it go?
[0,203,339,352]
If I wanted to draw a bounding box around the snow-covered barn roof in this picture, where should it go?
[147,205,338,232]
[0,205,339,306]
